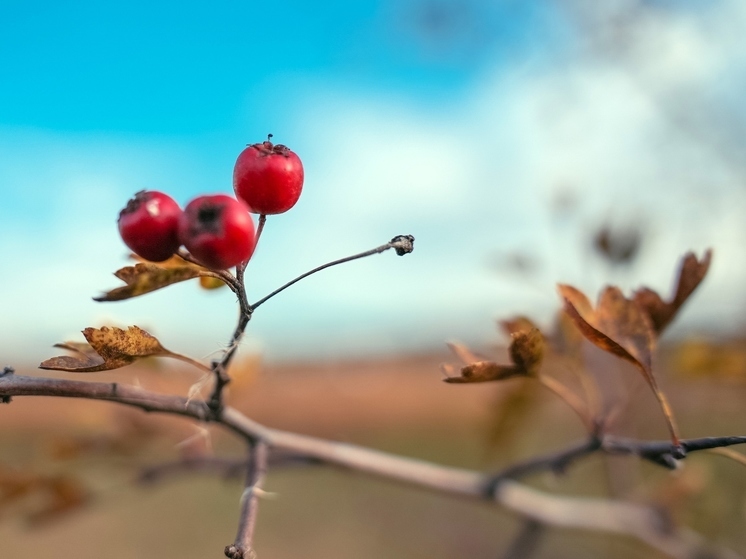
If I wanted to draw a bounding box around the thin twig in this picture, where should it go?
[254,214,267,248]
[138,453,318,484]
[225,441,269,559]
[177,248,241,294]
[250,235,414,310]
[488,435,602,489]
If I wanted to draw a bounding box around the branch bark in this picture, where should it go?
[225,441,269,559]
[0,374,742,559]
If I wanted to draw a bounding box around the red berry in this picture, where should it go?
[233,135,304,214]
[118,190,182,262]
[178,194,255,270]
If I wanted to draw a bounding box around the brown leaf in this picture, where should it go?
[94,255,221,301]
[27,476,89,526]
[634,249,712,335]
[444,361,523,383]
[558,285,654,379]
[443,327,545,383]
[0,465,89,525]
[559,284,680,443]
[510,328,545,376]
[40,326,181,372]
[199,275,227,290]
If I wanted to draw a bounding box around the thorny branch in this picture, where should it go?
[0,373,743,559]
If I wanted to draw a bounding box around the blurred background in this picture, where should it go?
[3,1,746,558]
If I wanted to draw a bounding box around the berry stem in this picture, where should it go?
[250,235,414,311]
[254,214,267,247]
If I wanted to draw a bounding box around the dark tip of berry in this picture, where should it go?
[120,190,148,218]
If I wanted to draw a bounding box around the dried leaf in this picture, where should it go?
[558,284,679,443]
[94,255,220,301]
[444,328,545,383]
[510,329,545,376]
[444,361,523,384]
[199,275,227,290]
[634,249,712,335]
[40,326,183,372]
[558,285,654,380]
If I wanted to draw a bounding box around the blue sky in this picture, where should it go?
[2,1,746,366]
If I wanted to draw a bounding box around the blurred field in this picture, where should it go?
[2,346,746,559]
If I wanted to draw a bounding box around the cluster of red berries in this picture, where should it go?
[117,136,304,270]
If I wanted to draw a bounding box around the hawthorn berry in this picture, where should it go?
[233,135,304,214]
[178,194,255,270]
[118,190,182,262]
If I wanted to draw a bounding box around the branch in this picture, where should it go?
[225,441,269,559]
[138,452,317,485]
[250,235,415,310]
[0,374,741,559]
[206,233,414,414]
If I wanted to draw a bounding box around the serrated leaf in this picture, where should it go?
[40,326,184,372]
[634,249,712,335]
[94,255,221,301]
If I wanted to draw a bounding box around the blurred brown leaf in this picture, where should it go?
[0,465,89,526]
[510,328,545,376]
[485,380,541,457]
[559,284,679,442]
[444,327,545,383]
[199,275,227,290]
[558,285,655,381]
[26,476,89,526]
[39,326,182,373]
[593,225,642,266]
[634,249,712,335]
[94,255,222,301]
